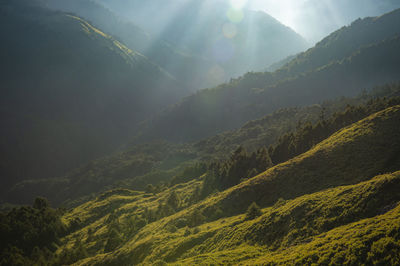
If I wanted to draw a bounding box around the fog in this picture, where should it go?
[249,0,400,43]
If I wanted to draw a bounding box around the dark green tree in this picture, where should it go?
[104,229,122,253]
[189,209,205,227]
[245,202,262,220]
[33,197,49,210]
[166,191,181,210]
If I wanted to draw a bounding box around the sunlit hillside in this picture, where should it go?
[1,0,400,265]
[97,0,309,85]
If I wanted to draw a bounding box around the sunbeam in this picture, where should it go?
[230,0,249,10]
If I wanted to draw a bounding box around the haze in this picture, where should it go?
[249,0,400,43]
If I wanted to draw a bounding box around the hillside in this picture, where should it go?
[97,0,309,83]
[1,2,400,265]
[134,8,400,143]
[5,84,399,207]
[70,106,400,265]
[4,105,397,265]
[138,33,400,142]
[43,0,215,91]
[0,0,184,192]
[280,8,400,76]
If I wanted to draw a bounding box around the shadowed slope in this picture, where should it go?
[0,0,183,191]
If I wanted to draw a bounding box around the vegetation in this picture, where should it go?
[2,105,397,265]
[0,198,66,265]
[245,202,262,220]
[269,91,400,164]
[1,1,400,265]
[4,83,400,207]
[0,0,184,195]
[137,9,400,143]
[203,146,272,194]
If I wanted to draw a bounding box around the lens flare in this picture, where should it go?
[207,64,226,85]
[222,23,237,38]
[227,8,244,23]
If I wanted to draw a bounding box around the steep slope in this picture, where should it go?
[5,85,399,206]
[97,0,308,81]
[0,0,183,191]
[43,0,214,90]
[52,105,400,264]
[175,173,400,265]
[190,105,400,218]
[137,9,400,142]
[280,7,400,76]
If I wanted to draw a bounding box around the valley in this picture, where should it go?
[1,0,400,265]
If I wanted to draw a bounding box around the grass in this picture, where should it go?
[70,171,400,265]
[51,106,400,264]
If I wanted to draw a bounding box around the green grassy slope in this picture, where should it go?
[175,174,400,265]
[49,105,400,265]
[67,172,400,265]
[190,105,400,219]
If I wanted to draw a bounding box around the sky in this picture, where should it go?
[246,0,400,44]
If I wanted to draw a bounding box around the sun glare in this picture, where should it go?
[230,0,248,10]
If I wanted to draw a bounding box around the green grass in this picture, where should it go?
[53,106,400,265]
[70,171,400,265]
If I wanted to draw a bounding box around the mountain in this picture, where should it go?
[136,9,400,143]
[277,0,400,43]
[1,2,400,265]
[0,0,184,192]
[2,104,398,264]
[43,0,215,91]
[59,105,400,265]
[4,84,399,207]
[280,7,400,76]
[96,0,309,82]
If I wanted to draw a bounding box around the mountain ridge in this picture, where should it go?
[135,9,400,143]
[0,0,184,191]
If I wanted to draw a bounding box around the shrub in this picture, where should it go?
[245,202,263,220]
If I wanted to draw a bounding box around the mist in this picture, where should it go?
[250,0,400,43]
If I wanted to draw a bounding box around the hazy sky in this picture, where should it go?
[247,0,400,44]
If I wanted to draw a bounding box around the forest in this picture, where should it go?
[1,0,400,265]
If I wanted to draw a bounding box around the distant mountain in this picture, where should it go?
[136,8,400,143]
[0,0,184,191]
[96,0,309,83]
[279,7,400,76]
[43,0,215,91]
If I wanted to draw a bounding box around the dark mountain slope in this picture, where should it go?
[0,0,183,191]
[139,32,400,143]
[280,8,400,77]
[4,85,399,206]
[44,0,214,90]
